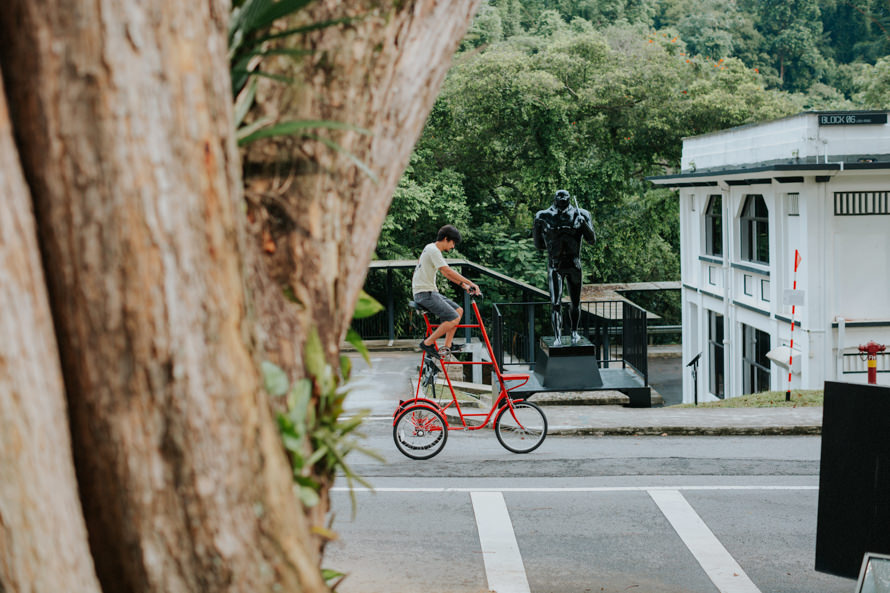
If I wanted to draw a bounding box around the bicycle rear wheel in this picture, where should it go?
[494,400,547,454]
[393,404,448,460]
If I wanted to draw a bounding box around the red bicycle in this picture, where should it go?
[392,291,548,459]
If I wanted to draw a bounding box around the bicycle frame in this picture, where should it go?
[395,298,531,431]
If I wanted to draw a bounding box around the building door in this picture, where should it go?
[708,310,725,399]
[742,324,771,394]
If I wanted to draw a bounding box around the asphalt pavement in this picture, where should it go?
[344,349,824,437]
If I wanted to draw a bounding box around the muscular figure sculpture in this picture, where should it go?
[533,190,596,344]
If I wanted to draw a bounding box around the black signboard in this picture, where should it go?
[818,112,888,126]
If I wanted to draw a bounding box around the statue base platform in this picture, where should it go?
[533,336,603,390]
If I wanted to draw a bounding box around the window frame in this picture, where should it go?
[704,195,723,257]
[740,194,769,265]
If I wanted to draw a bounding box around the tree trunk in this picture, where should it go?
[246,0,481,369]
[241,0,481,550]
[0,69,103,593]
[0,2,325,592]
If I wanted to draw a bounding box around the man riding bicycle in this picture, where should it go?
[412,225,480,359]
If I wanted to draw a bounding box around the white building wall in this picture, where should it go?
[663,112,890,398]
[681,113,890,172]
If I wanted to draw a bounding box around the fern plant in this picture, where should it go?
[262,291,384,511]
[228,0,375,180]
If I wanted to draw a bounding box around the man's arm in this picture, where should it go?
[440,265,480,294]
[532,213,547,250]
[578,209,596,243]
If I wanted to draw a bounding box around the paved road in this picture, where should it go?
[329,352,846,592]
[649,355,683,406]
[325,432,852,593]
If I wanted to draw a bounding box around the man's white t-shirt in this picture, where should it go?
[412,243,448,294]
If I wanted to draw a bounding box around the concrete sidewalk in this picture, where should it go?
[537,404,823,436]
[348,350,824,436]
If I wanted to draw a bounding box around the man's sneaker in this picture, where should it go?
[419,340,440,359]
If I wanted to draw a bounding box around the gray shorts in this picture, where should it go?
[414,291,461,322]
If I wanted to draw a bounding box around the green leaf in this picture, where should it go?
[281,433,303,452]
[353,290,384,319]
[305,133,378,182]
[303,328,326,383]
[253,0,315,31]
[261,361,290,397]
[237,119,372,145]
[236,116,275,143]
[233,78,258,127]
[345,328,370,366]
[339,354,353,381]
[298,484,320,507]
[322,569,345,582]
[288,379,312,429]
[255,17,355,44]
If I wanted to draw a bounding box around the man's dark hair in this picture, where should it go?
[437,224,461,244]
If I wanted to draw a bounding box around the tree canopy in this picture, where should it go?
[376,0,890,296]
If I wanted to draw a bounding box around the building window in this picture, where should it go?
[787,193,799,216]
[704,195,722,256]
[708,266,717,285]
[740,194,769,265]
[742,324,771,394]
[834,191,890,215]
[708,311,725,399]
[743,274,753,296]
[761,279,770,302]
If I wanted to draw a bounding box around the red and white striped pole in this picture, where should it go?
[786,249,801,402]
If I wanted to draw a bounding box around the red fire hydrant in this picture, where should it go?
[859,341,886,384]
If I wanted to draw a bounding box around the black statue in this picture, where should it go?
[533,190,596,344]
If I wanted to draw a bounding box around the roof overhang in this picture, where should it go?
[647,161,890,188]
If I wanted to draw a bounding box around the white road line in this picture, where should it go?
[471,491,531,593]
[649,489,761,593]
[332,485,817,493]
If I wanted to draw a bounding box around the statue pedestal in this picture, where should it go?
[534,336,603,390]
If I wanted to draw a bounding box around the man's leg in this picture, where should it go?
[443,307,463,349]
[423,309,461,346]
[548,267,564,343]
[566,268,583,343]
[419,294,462,353]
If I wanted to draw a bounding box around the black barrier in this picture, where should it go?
[815,381,890,578]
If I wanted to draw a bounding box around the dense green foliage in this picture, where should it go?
[375,0,890,296]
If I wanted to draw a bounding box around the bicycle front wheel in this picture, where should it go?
[494,400,547,454]
[393,405,448,460]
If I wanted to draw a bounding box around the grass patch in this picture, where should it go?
[675,389,823,408]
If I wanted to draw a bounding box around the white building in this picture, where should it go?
[650,111,890,402]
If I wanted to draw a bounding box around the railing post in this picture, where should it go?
[492,304,503,370]
[386,267,395,344]
[527,300,536,367]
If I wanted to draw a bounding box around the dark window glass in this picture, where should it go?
[708,311,725,399]
[740,195,769,264]
[705,195,722,256]
[742,324,771,394]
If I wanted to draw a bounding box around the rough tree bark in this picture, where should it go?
[0,69,103,593]
[242,0,481,543]
[0,2,325,592]
[246,0,482,369]
[0,0,480,590]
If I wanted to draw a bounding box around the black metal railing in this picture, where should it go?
[491,300,649,385]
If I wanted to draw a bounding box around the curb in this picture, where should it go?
[546,425,822,437]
